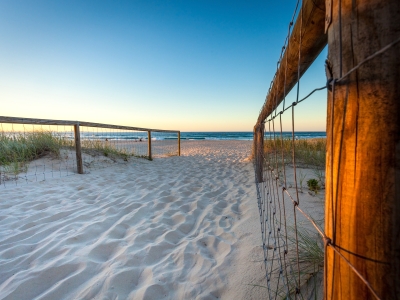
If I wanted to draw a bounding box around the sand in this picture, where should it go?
[0,140,269,300]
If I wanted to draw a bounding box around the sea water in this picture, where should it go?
[178,132,326,140]
[74,131,326,141]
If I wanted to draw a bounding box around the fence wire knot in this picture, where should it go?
[325,59,333,91]
[323,236,332,247]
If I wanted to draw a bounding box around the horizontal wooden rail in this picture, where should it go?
[0,116,179,133]
[253,0,327,183]
[1,115,181,174]
[255,0,327,126]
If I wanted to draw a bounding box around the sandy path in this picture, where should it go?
[0,141,266,300]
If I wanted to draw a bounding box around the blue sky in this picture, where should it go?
[0,0,327,131]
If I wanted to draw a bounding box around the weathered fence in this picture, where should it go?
[253,0,400,299]
[0,116,180,187]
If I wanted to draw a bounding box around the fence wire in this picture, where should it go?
[0,118,180,188]
[0,123,77,187]
[78,126,149,171]
[255,97,327,299]
[253,0,399,298]
[150,131,180,158]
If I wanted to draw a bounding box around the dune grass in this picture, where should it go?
[81,140,152,161]
[0,131,148,176]
[0,131,67,175]
[289,225,324,278]
[286,224,324,299]
[265,224,324,299]
[264,138,326,169]
[81,140,130,161]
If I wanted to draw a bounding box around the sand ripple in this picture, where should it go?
[0,141,265,300]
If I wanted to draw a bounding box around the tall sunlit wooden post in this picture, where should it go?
[325,0,400,298]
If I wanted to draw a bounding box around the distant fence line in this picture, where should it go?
[0,116,180,183]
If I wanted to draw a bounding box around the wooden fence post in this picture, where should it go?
[74,123,83,174]
[325,0,400,298]
[147,131,152,160]
[178,131,181,156]
[254,124,264,183]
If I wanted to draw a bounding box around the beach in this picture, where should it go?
[0,140,268,299]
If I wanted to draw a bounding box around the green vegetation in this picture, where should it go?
[0,131,151,177]
[307,178,320,192]
[81,140,152,161]
[0,131,66,175]
[81,140,129,161]
[264,138,326,169]
[267,225,324,299]
[287,225,324,298]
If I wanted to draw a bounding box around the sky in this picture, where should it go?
[0,0,327,132]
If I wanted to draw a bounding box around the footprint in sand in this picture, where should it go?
[108,223,129,240]
[87,241,120,263]
[164,230,184,245]
[218,215,232,229]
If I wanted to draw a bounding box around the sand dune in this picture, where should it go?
[0,141,267,300]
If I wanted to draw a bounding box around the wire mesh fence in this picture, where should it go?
[77,126,150,172]
[0,117,180,188]
[254,112,327,299]
[150,131,180,158]
[253,0,399,298]
[0,123,77,186]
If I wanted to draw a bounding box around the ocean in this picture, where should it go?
[179,132,326,140]
[76,131,326,141]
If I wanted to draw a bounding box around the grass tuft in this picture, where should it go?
[270,225,324,299]
[289,225,324,298]
[307,178,320,192]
